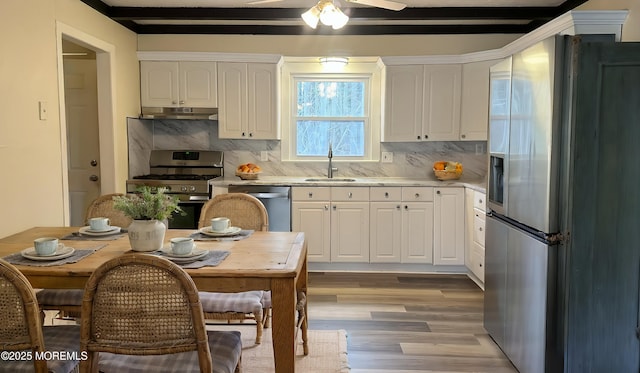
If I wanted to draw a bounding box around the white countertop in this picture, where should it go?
[212,175,486,193]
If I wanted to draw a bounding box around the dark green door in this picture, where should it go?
[566,40,640,372]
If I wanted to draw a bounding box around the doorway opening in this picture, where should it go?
[56,23,117,226]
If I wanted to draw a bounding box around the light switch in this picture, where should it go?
[260,151,269,162]
[382,152,393,163]
[38,101,47,121]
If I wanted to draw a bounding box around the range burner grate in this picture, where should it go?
[133,174,218,181]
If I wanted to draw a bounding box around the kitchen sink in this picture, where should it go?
[304,178,356,182]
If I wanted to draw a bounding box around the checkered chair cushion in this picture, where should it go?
[199,290,263,314]
[36,289,83,306]
[97,330,242,373]
[8,325,81,373]
[199,290,265,344]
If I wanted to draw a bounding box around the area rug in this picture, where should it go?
[207,324,350,373]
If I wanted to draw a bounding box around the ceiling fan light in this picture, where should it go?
[319,3,338,26]
[331,8,349,29]
[301,6,321,29]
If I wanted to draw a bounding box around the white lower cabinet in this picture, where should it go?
[401,201,434,263]
[292,187,331,262]
[293,185,463,266]
[433,187,465,265]
[464,188,486,283]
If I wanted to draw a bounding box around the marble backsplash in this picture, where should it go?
[127,118,488,183]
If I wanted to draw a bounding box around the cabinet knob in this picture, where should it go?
[415,193,420,198]
[404,205,408,210]
[479,199,483,204]
[308,192,313,198]
[242,132,246,137]
[90,159,98,167]
[424,135,429,139]
[324,205,329,210]
[436,190,441,195]
[479,263,483,267]
[417,135,421,140]
[461,134,466,139]
[384,192,389,198]
[179,100,185,105]
[396,205,401,210]
[479,227,483,232]
[332,205,337,210]
[249,133,253,137]
[348,192,353,198]
[172,100,178,105]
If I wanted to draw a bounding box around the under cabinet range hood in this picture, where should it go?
[140,107,218,120]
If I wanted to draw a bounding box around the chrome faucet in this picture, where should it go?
[327,142,338,178]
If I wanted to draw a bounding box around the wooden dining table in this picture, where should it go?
[0,227,308,373]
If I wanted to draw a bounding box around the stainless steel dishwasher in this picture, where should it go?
[227,185,291,232]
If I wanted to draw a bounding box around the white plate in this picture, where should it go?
[199,226,242,237]
[79,226,121,236]
[159,246,208,263]
[21,245,75,261]
[85,226,116,233]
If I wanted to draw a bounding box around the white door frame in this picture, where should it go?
[56,22,117,225]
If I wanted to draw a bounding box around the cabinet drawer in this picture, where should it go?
[470,242,485,282]
[292,187,331,201]
[473,191,486,212]
[401,187,433,202]
[370,187,401,201]
[473,211,485,245]
[331,187,370,201]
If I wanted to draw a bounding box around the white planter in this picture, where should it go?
[127,219,166,252]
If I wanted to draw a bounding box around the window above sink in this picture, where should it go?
[280,57,382,163]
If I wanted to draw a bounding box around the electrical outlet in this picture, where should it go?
[382,152,393,163]
[475,144,484,155]
[260,151,269,162]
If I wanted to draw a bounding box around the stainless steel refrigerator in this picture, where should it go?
[484,34,640,372]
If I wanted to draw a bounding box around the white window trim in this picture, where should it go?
[281,57,382,162]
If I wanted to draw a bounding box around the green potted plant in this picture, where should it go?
[113,186,183,252]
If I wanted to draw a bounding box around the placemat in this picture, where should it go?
[3,244,108,267]
[60,231,126,241]
[189,229,254,242]
[180,250,230,269]
[151,250,230,269]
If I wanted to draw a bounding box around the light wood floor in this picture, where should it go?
[307,272,518,373]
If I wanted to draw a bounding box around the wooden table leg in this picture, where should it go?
[271,277,296,373]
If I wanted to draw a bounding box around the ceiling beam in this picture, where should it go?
[109,6,559,21]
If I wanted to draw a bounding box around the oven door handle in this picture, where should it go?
[247,192,289,199]
[181,197,208,202]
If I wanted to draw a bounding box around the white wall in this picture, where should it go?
[0,0,139,237]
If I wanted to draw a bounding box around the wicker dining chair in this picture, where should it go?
[196,193,270,344]
[197,193,269,232]
[0,258,81,373]
[84,193,134,229]
[37,193,132,322]
[79,253,242,373]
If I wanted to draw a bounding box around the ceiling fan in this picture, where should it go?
[249,0,406,28]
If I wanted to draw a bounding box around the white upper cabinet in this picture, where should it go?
[384,64,461,142]
[459,60,499,141]
[218,62,279,140]
[140,61,217,108]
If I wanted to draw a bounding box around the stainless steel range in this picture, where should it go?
[126,150,224,229]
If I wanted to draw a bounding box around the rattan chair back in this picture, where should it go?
[198,193,268,231]
[79,254,213,372]
[0,258,49,372]
[85,193,133,228]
